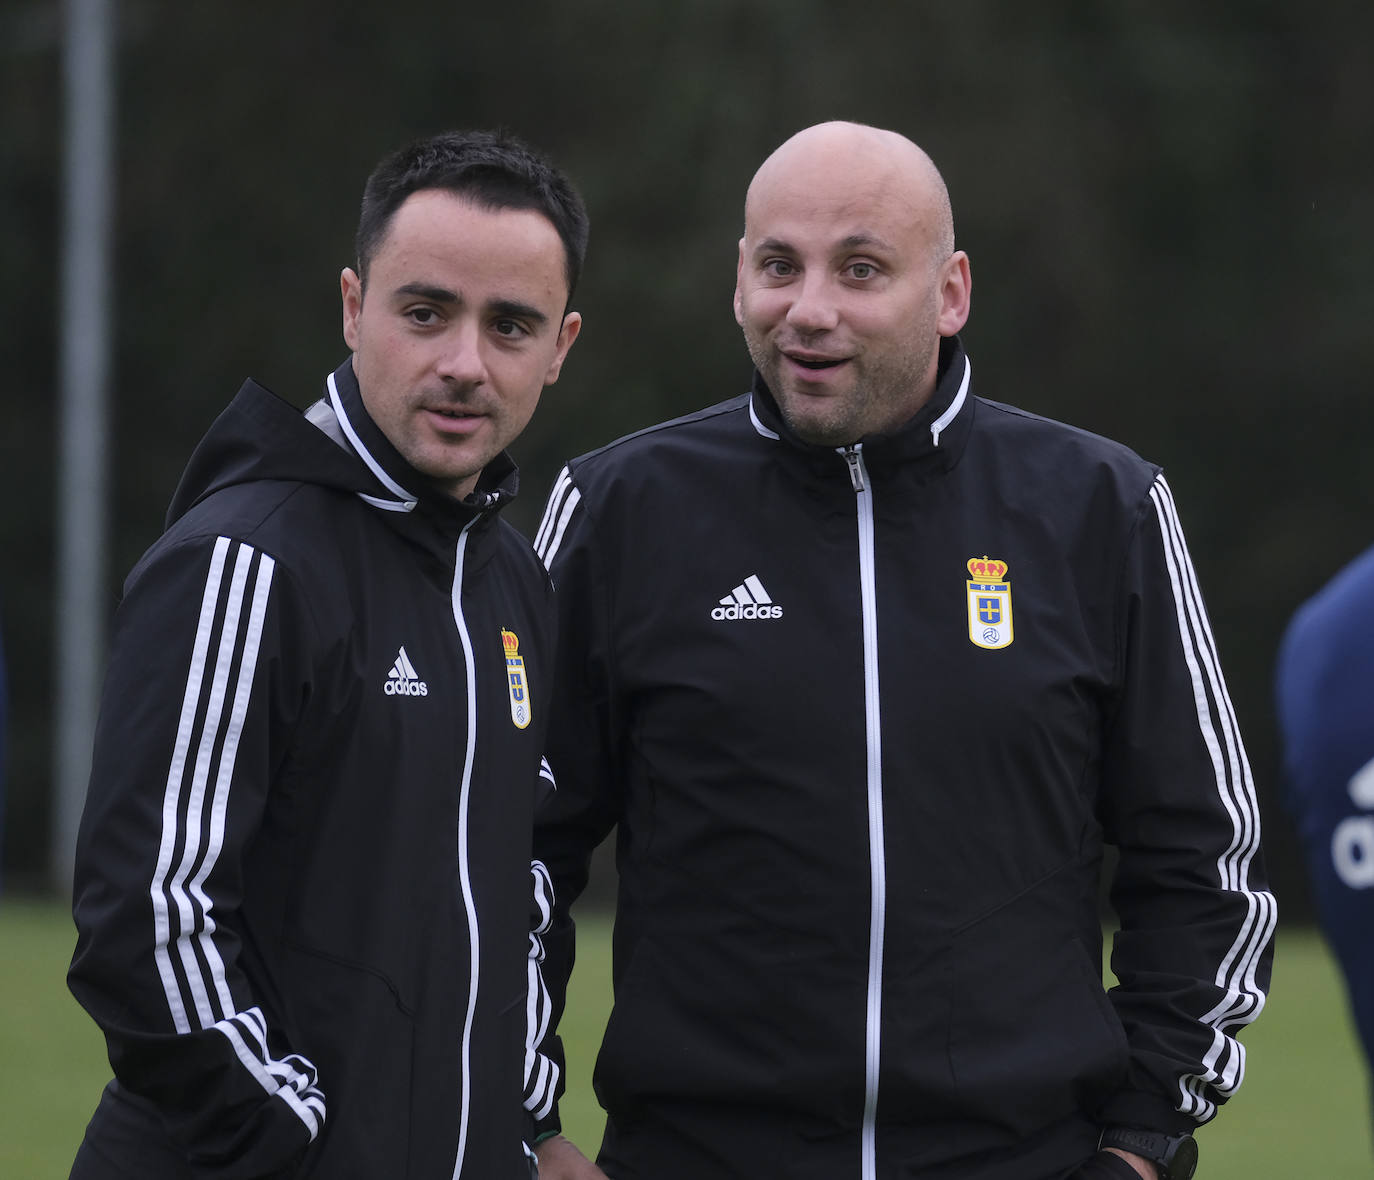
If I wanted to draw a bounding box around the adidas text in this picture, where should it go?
[384,679,429,696]
[711,602,783,621]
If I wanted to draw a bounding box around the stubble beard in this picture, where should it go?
[743,326,937,449]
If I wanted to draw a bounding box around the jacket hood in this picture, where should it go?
[166,358,520,531]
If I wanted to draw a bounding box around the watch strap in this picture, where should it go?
[1098,1126,1197,1180]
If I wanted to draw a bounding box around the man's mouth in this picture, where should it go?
[421,405,484,434]
[785,351,847,371]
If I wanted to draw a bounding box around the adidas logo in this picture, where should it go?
[384,645,429,697]
[711,574,783,621]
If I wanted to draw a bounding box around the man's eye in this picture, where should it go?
[494,319,529,338]
[849,262,876,280]
[407,307,440,325]
[762,259,795,278]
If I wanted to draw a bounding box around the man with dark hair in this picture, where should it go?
[532,122,1273,1180]
[354,129,589,302]
[68,128,584,1179]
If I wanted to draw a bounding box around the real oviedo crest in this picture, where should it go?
[966,556,1014,650]
[501,629,532,729]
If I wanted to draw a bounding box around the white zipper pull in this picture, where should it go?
[843,445,866,492]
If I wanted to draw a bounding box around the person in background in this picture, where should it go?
[532,121,1273,1180]
[67,128,585,1179]
[1276,542,1374,1125]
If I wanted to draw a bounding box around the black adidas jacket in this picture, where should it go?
[530,338,1275,1179]
[69,360,560,1179]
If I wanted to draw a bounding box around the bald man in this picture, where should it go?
[531,123,1272,1180]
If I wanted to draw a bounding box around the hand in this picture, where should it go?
[1102,1148,1160,1180]
[1072,1150,1160,1180]
[534,1134,611,1180]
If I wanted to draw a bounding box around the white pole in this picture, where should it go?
[54,0,115,896]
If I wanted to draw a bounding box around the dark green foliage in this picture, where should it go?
[3,4,1372,910]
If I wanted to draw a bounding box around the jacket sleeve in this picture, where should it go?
[68,533,325,1177]
[523,852,560,1130]
[1097,474,1277,1132]
[526,467,625,1138]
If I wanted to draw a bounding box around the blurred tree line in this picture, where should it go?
[2,1,1371,919]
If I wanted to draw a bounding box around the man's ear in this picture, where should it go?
[543,311,583,385]
[733,237,746,326]
[341,267,364,350]
[936,251,972,337]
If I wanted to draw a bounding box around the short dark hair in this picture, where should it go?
[355,128,590,301]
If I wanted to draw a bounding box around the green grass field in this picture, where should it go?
[3,897,1367,1176]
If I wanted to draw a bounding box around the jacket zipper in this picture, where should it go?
[449,520,481,1180]
[843,443,884,1180]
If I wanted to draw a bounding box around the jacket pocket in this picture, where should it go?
[284,943,417,1177]
[946,910,1128,1137]
[593,922,857,1119]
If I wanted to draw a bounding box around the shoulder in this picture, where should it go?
[1277,544,1374,794]
[164,478,345,551]
[974,397,1157,474]
[566,395,752,486]
[132,479,363,605]
[1279,543,1374,679]
[970,396,1163,512]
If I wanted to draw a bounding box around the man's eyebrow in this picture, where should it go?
[393,282,459,304]
[838,232,897,253]
[753,236,796,256]
[488,299,549,327]
[752,232,898,255]
[391,285,550,327]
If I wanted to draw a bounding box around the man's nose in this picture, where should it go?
[785,275,840,334]
[436,323,488,386]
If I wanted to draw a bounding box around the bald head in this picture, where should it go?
[745,121,955,262]
[733,120,972,446]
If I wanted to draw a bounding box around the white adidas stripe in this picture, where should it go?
[187,550,276,1023]
[744,574,771,603]
[216,1007,326,1136]
[1148,475,1276,1121]
[170,542,260,1025]
[147,537,324,1141]
[722,575,774,607]
[152,537,230,1034]
[523,860,560,1121]
[535,467,581,571]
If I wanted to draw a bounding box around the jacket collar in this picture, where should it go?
[747,335,975,475]
[322,357,520,524]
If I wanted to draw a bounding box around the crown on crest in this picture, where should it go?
[501,629,520,655]
[966,556,1009,580]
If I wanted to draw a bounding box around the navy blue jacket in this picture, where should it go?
[1277,543,1374,1087]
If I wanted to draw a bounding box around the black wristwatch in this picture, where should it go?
[1098,1127,1198,1180]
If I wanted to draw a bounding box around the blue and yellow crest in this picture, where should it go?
[966,556,1014,650]
[501,629,532,729]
